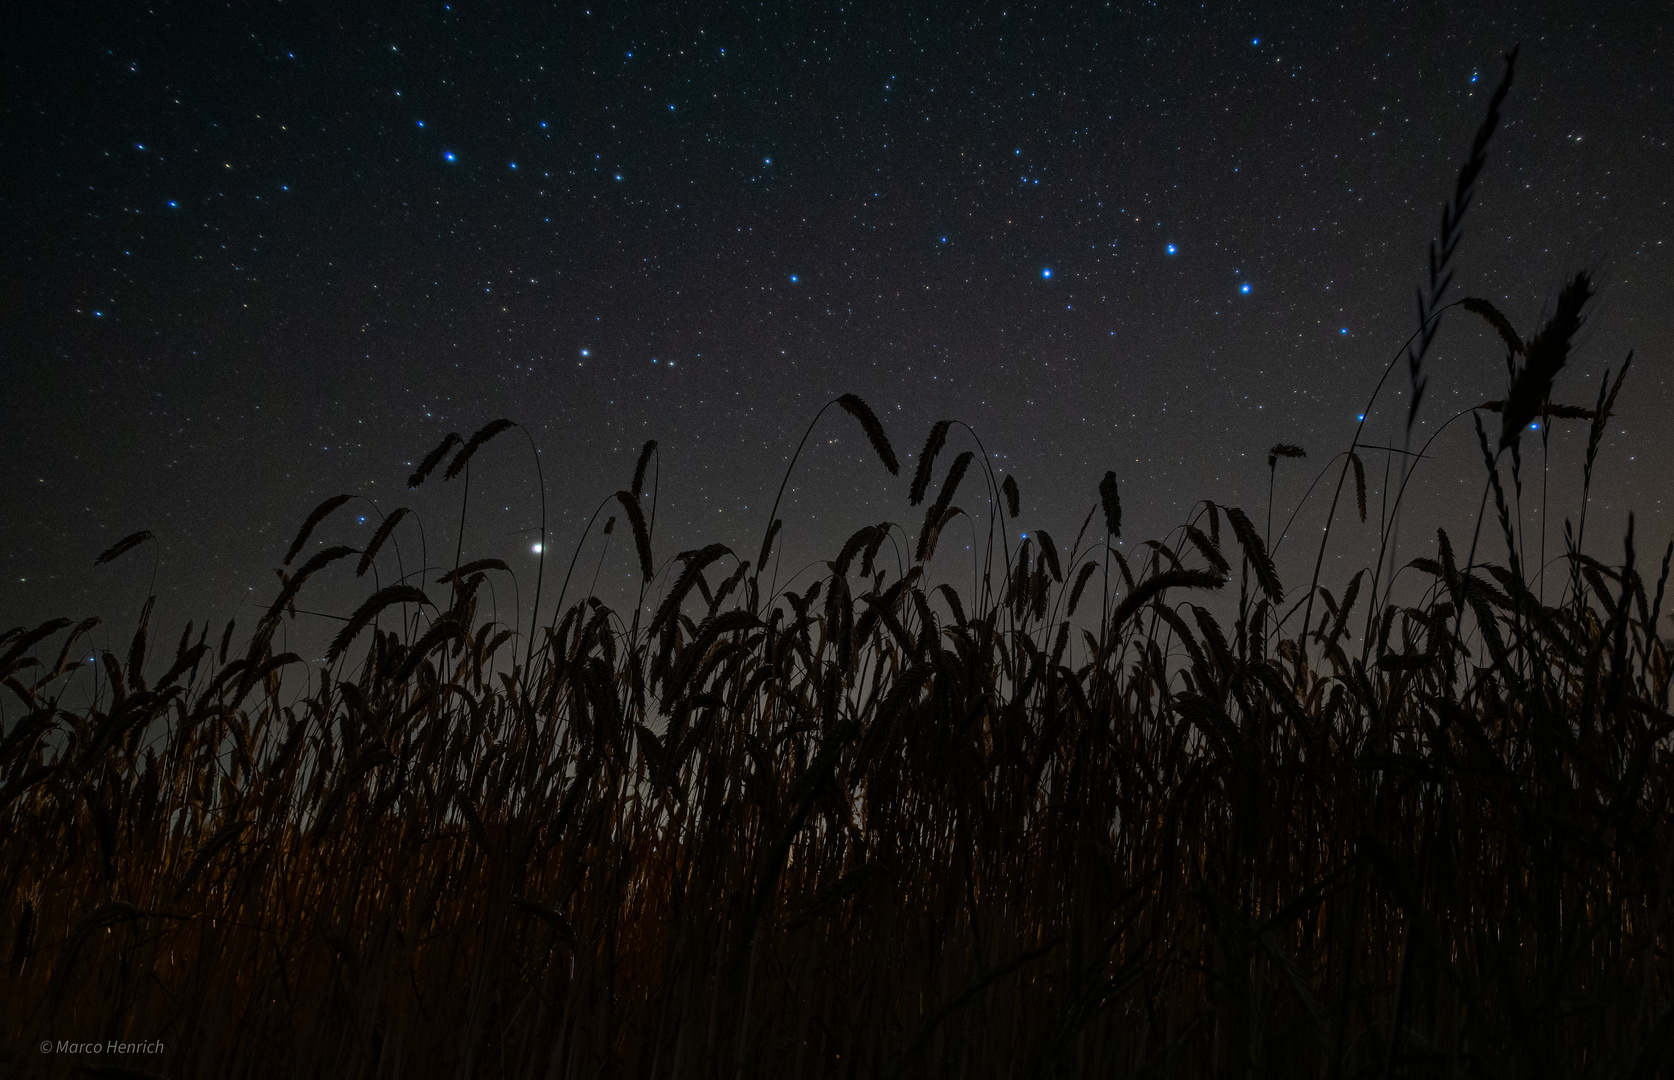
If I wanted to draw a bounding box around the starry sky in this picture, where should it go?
[3,2,1671,647]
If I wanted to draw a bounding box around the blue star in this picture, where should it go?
[1357,413,1366,421]
[580,349,590,357]
[416,120,425,127]
[1166,244,1178,255]
[1340,327,1349,334]
[789,274,798,282]
[1240,283,1251,294]
[1252,37,1260,45]
[1042,268,1052,278]
[444,151,456,162]
[508,162,517,169]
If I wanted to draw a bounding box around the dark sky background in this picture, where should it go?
[3,2,1670,656]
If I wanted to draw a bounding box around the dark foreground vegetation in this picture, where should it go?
[4,50,1671,1080]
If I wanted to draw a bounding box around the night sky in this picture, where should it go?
[4,3,1671,650]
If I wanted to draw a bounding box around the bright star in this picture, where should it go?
[1240,283,1251,293]
[531,543,543,554]
[1340,328,1349,334]
[416,120,425,127]
[1042,268,1052,278]
[444,151,456,161]
[1358,414,1366,421]
[1252,37,1260,44]
[508,162,516,169]
[790,275,798,282]
[580,349,590,356]
[1166,244,1177,255]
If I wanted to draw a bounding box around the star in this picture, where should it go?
[1042,268,1052,278]
[1166,244,1178,255]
